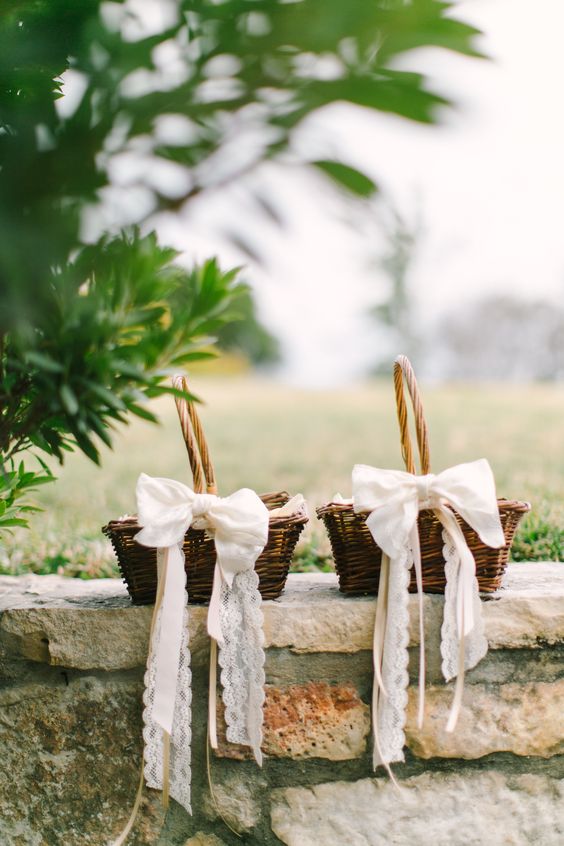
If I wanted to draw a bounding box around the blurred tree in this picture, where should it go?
[216,289,281,366]
[435,295,564,382]
[369,202,424,372]
[0,0,481,529]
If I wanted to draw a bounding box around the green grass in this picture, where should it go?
[1,376,563,577]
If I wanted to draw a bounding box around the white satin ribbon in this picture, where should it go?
[353,458,505,769]
[135,472,269,741]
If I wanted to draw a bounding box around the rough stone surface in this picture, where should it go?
[0,576,209,671]
[270,771,564,846]
[184,834,227,846]
[405,679,564,760]
[1,566,564,845]
[266,565,564,652]
[202,773,264,833]
[215,682,370,761]
[2,565,563,673]
[0,673,166,846]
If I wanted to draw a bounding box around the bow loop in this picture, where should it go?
[135,473,196,548]
[353,465,420,559]
[431,459,505,548]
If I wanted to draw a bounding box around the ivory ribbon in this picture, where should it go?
[352,458,505,770]
[135,473,269,772]
[206,492,305,758]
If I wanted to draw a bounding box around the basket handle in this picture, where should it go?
[172,375,218,495]
[393,355,431,476]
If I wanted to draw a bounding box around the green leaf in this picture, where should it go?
[73,431,100,464]
[83,382,127,412]
[312,160,377,197]
[24,351,64,373]
[124,402,159,423]
[170,350,218,364]
[60,384,79,416]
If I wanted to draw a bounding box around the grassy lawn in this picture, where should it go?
[1,376,563,577]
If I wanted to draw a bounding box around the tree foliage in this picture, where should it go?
[0,0,481,529]
[369,203,425,372]
[216,288,281,366]
[436,295,564,382]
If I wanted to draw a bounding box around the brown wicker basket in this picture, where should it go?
[103,376,308,604]
[317,355,530,596]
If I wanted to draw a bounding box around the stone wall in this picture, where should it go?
[1,564,563,846]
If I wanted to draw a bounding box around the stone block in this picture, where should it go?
[271,771,564,846]
[202,773,264,833]
[215,682,370,761]
[2,565,564,674]
[0,674,164,846]
[184,832,228,845]
[0,604,209,672]
[405,679,564,760]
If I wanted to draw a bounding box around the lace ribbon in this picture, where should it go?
[111,475,272,844]
[218,568,265,762]
[143,549,192,813]
[206,493,305,762]
[353,459,504,770]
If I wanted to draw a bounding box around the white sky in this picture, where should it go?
[155,0,564,385]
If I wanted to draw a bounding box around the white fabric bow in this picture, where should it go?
[134,472,269,814]
[353,458,504,771]
[136,473,269,732]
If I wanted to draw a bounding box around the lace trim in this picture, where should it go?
[440,527,488,682]
[375,546,412,766]
[218,568,265,764]
[142,588,192,814]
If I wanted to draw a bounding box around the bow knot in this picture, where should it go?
[191,492,218,523]
[415,473,434,509]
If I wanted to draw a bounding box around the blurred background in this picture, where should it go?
[158,0,564,386]
[1,0,563,578]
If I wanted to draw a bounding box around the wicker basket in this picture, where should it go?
[317,356,530,596]
[103,376,308,604]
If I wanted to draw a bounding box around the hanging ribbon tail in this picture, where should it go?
[142,545,192,817]
[372,553,389,702]
[207,564,224,645]
[372,553,389,769]
[208,638,218,751]
[109,765,145,846]
[110,548,182,845]
[446,603,466,734]
[109,580,163,846]
[372,551,410,790]
[435,506,486,734]
[215,568,265,768]
[152,544,188,735]
[247,674,264,768]
[408,523,426,730]
[207,564,224,754]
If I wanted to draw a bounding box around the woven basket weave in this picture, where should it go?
[103,376,308,604]
[317,356,530,596]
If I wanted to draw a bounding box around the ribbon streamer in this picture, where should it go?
[111,481,306,843]
[353,458,505,770]
[137,476,268,805]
